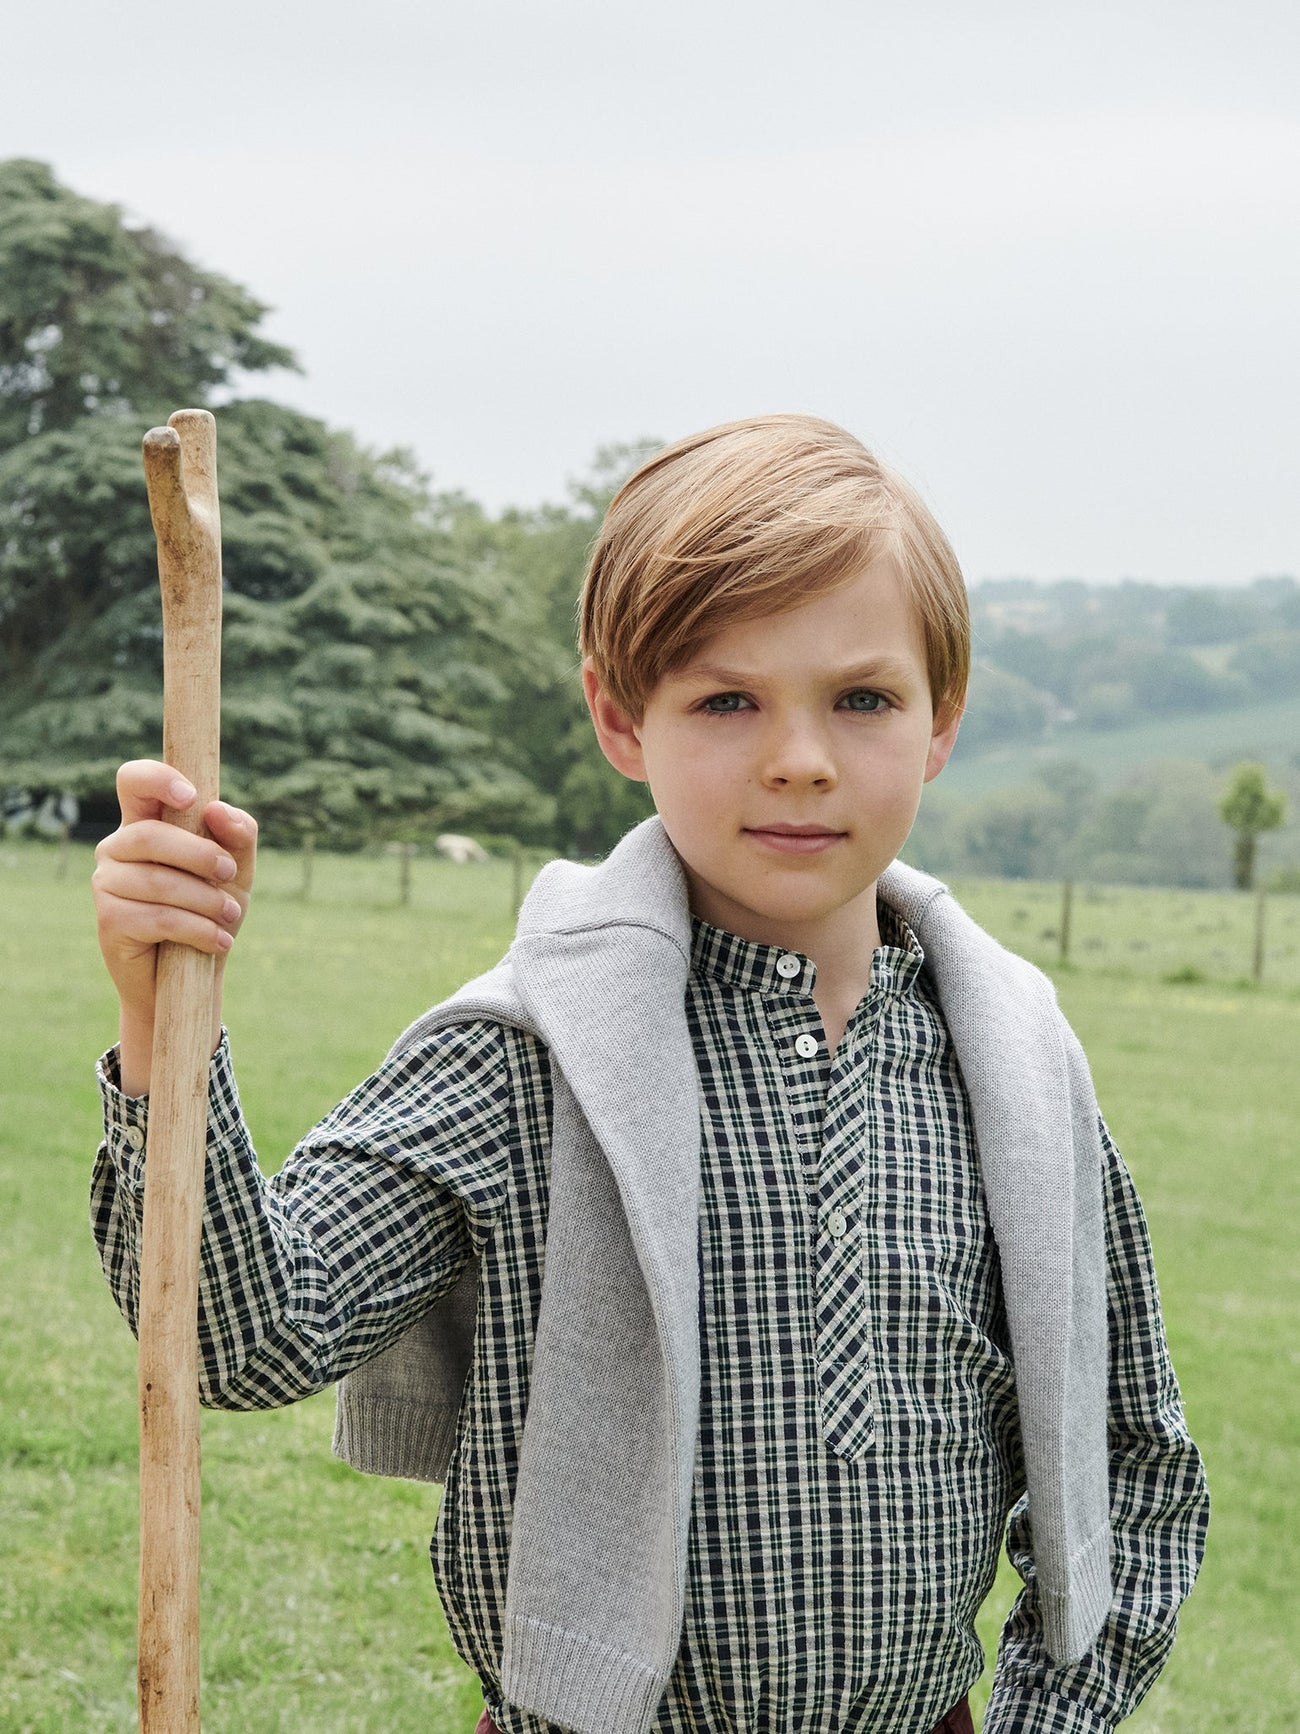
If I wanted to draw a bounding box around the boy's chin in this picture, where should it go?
[683,869,884,943]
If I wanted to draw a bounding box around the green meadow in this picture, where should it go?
[2,841,1297,1731]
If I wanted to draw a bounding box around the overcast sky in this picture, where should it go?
[6,0,1298,585]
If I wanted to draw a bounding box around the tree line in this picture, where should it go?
[0,159,654,855]
[959,577,1300,754]
[0,160,1293,883]
[908,756,1293,892]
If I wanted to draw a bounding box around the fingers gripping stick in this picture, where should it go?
[137,409,222,1732]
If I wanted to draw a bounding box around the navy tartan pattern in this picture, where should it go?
[92,906,1206,1734]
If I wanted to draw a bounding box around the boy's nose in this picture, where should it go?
[759,721,837,788]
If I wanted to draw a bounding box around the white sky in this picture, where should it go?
[5,0,1298,585]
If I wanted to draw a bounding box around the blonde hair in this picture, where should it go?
[579,413,969,722]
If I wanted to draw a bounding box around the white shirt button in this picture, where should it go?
[776,953,801,978]
[125,1124,145,1151]
[794,1033,819,1059]
[826,1208,848,1239]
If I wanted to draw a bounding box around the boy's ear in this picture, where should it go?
[582,658,649,782]
[923,696,964,784]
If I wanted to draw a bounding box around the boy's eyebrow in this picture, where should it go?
[677,658,919,688]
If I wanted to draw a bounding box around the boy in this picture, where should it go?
[92,414,1208,1734]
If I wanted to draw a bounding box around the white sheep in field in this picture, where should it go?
[435,833,489,865]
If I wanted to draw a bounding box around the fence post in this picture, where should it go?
[300,832,315,901]
[1058,879,1073,966]
[1253,887,1266,984]
[399,842,414,907]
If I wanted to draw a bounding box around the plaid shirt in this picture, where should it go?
[93,907,1206,1734]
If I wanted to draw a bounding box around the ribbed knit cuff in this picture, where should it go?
[1039,1525,1113,1661]
[332,1392,454,1484]
[502,1614,666,1734]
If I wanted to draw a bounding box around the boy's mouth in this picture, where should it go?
[743,823,846,854]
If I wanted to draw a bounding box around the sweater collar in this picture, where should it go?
[514,814,944,961]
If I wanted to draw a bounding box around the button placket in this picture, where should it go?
[809,1037,880,1459]
[760,980,829,1210]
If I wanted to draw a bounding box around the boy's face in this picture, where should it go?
[585,557,962,959]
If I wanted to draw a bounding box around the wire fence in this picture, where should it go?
[946,874,1300,991]
[8,839,1299,994]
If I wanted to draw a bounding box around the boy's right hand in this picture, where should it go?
[92,760,258,1096]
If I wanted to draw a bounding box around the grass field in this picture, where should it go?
[3,840,1298,1731]
[945,873,1300,992]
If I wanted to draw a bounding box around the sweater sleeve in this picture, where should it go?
[90,1023,518,1410]
[982,1122,1210,1733]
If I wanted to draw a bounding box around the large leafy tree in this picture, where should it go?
[0,157,294,444]
[0,162,551,846]
[1,403,553,844]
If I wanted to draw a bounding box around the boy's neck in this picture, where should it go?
[809,929,881,1054]
[689,877,885,1054]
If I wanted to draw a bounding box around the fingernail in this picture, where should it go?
[213,855,237,881]
[169,777,196,804]
[215,929,234,952]
[221,897,241,923]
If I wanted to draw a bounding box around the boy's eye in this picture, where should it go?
[839,689,888,713]
[699,692,751,714]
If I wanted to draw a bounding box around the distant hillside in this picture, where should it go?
[959,574,1300,765]
[908,577,1300,889]
[943,690,1300,799]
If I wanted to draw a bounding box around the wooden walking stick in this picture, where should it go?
[137,408,223,1732]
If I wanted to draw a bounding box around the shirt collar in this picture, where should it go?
[689,903,926,999]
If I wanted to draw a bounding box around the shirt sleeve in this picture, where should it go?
[982,1121,1210,1734]
[90,1022,521,1410]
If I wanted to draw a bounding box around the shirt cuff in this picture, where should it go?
[97,1029,237,1194]
[982,1690,1114,1734]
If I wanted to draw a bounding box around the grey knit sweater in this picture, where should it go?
[333,817,1113,1734]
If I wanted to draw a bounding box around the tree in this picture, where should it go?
[975,627,1072,702]
[1164,587,1261,646]
[1065,762,1229,888]
[0,399,557,847]
[0,414,159,677]
[1229,630,1300,698]
[440,442,661,856]
[0,158,294,444]
[1133,763,1228,889]
[0,158,297,710]
[1069,644,1241,728]
[0,163,553,847]
[1219,763,1286,890]
[954,662,1052,752]
[957,782,1073,879]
